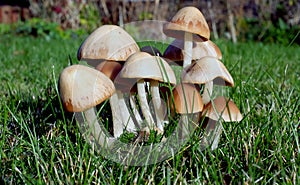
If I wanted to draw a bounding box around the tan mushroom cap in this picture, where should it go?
[163,6,210,41]
[77,25,140,62]
[182,56,234,86]
[120,52,177,85]
[202,96,243,122]
[171,83,203,114]
[59,65,115,112]
[163,39,222,64]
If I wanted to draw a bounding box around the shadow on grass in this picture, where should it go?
[5,80,74,139]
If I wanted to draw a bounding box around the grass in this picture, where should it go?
[0,34,299,184]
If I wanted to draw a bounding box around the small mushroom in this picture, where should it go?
[163,6,210,68]
[201,96,243,150]
[182,56,234,104]
[120,52,176,132]
[170,83,203,139]
[59,65,115,146]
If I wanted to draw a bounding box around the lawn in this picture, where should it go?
[0,34,299,184]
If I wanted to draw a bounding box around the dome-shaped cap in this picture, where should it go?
[182,56,234,87]
[163,6,210,41]
[77,25,140,62]
[120,52,177,85]
[202,96,243,122]
[59,65,115,112]
[171,83,203,114]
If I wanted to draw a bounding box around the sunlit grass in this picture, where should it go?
[0,35,299,184]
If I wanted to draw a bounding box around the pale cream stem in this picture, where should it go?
[109,93,123,137]
[110,91,136,138]
[183,32,193,68]
[137,79,155,129]
[129,92,143,126]
[116,91,136,132]
[178,113,199,140]
[83,107,114,147]
[150,80,166,131]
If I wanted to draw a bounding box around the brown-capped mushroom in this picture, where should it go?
[163,6,210,68]
[201,96,242,150]
[170,83,204,139]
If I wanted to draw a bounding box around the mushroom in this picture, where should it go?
[182,56,234,104]
[201,96,243,150]
[77,25,140,137]
[163,39,222,66]
[163,6,210,68]
[120,52,176,132]
[59,64,115,146]
[170,83,203,139]
[96,61,138,137]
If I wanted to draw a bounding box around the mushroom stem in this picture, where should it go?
[110,91,136,138]
[137,79,155,129]
[202,81,213,104]
[117,91,137,132]
[150,80,166,131]
[178,113,199,139]
[183,32,193,68]
[129,92,143,126]
[200,119,223,151]
[82,107,114,147]
[210,120,223,150]
[110,93,123,137]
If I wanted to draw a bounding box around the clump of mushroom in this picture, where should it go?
[58,6,243,152]
[77,25,140,138]
[119,51,176,132]
[163,6,243,148]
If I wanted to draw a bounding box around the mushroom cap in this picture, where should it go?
[202,96,243,122]
[170,83,203,114]
[59,65,115,112]
[120,52,177,85]
[163,39,222,64]
[163,6,210,41]
[182,56,234,86]
[77,25,139,63]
